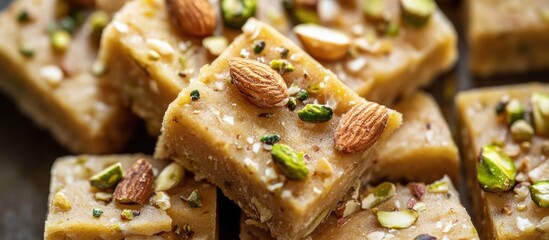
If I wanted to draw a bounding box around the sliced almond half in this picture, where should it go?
[294,24,351,61]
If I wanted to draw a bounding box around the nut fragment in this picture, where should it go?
[52,192,71,212]
[228,58,289,107]
[114,159,154,204]
[294,24,351,61]
[427,179,449,193]
[203,36,228,56]
[529,161,549,183]
[510,120,534,142]
[530,180,549,208]
[531,92,549,136]
[155,162,185,192]
[221,0,257,29]
[271,143,309,180]
[151,191,172,210]
[334,101,388,154]
[401,0,435,28]
[537,216,549,233]
[376,210,419,229]
[362,182,396,209]
[89,163,124,190]
[297,104,333,123]
[477,145,517,192]
[167,0,216,37]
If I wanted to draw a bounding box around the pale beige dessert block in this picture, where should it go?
[457,83,549,239]
[240,176,478,240]
[0,0,135,153]
[44,154,217,239]
[155,19,402,240]
[467,0,549,76]
[370,92,460,183]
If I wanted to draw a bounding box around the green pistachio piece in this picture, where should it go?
[505,99,525,126]
[294,7,319,24]
[414,234,436,240]
[221,0,257,29]
[120,209,134,220]
[186,189,202,208]
[271,143,309,180]
[531,92,549,136]
[253,40,265,54]
[297,104,333,123]
[51,30,71,52]
[477,145,517,192]
[270,59,295,74]
[510,119,534,142]
[427,179,449,193]
[92,208,103,218]
[401,0,436,28]
[59,16,76,34]
[17,10,29,23]
[377,210,419,229]
[361,182,396,209]
[89,11,110,37]
[260,134,281,145]
[296,90,309,101]
[190,89,200,101]
[385,21,400,36]
[530,180,549,208]
[495,99,508,115]
[283,0,319,24]
[277,47,290,58]
[19,45,34,58]
[288,97,297,110]
[364,0,386,22]
[155,162,185,192]
[90,163,124,190]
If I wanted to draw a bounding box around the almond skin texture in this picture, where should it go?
[334,102,388,154]
[114,159,154,205]
[167,0,216,37]
[228,58,289,107]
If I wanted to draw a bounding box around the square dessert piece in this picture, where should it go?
[467,0,549,76]
[155,19,402,240]
[457,83,549,239]
[240,176,478,240]
[257,0,458,105]
[44,154,217,239]
[370,92,460,183]
[0,0,135,153]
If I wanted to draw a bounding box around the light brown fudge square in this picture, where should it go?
[155,19,402,240]
[370,92,460,183]
[467,0,549,76]
[44,154,217,239]
[0,0,135,153]
[457,83,549,239]
[240,176,478,240]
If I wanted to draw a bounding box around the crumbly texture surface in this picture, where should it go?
[240,176,478,240]
[154,19,401,240]
[370,92,459,183]
[0,0,135,153]
[457,83,549,239]
[44,155,217,239]
[467,0,549,76]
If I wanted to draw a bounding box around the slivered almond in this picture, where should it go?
[334,101,388,154]
[167,0,216,37]
[114,159,154,205]
[228,58,289,107]
[294,24,351,61]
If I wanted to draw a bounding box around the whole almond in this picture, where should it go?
[167,0,216,37]
[334,101,388,154]
[228,58,289,107]
[114,159,154,205]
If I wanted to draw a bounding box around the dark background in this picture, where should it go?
[0,0,548,239]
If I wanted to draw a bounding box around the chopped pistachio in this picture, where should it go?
[173,224,195,238]
[260,134,281,145]
[530,180,549,208]
[121,209,134,220]
[412,202,426,212]
[505,99,525,126]
[427,179,449,193]
[92,208,103,218]
[510,120,534,142]
[59,16,76,33]
[401,0,436,28]
[385,21,400,37]
[89,11,110,37]
[151,191,172,210]
[181,189,202,208]
[531,92,549,136]
[89,163,124,190]
[253,40,265,54]
[287,97,297,110]
[221,0,257,29]
[377,210,419,229]
[50,30,71,52]
[364,0,386,22]
[294,7,319,24]
[271,143,309,180]
[414,234,436,240]
[94,192,113,203]
[297,104,333,123]
[270,59,295,74]
[52,192,72,212]
[277,47,290,58]
[495,99,508,115]
[362,182,396,209]
[19,45,34,58]
[17,9,30,23]
[296,89,309,101]
[477,145,517,192]
[190,89,200,101]
[155,162,185,192]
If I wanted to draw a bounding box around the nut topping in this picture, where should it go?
[293,24,351,61]
[167,0,216,37]
[228,58,289,107]
[334,101,388,154]
[114,159,154,205]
